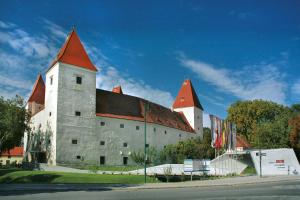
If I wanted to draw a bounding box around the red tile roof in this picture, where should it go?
[96,89,195,133]
[1,147,23,156]
[49,29,97,72]
[173,79,203,110]
[28,74,45,104]
[112,86,123,94]
[236,135,251,148]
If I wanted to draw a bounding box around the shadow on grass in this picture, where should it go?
[0,184,116,196]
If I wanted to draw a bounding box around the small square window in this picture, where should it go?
[76,76,82,84]
[76,155,81,159]
[136,126,139,130]
[100,121,105,126]
[72,139,77,144]
[50,76,53,85]
[179,134,182,138]
[120,124,124,128]
[145,144,149,148]
[100,141,105,145]
[123,143,128,147]
[75,111,81,116]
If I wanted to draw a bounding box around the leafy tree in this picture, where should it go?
[227,99,291,146]
[130,147,159,165]
[289,115,300,160]
[0,95,30,152]
[159,128,215,164]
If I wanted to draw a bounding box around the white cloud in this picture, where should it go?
[0,28,56,59]
[42,19,67,39]
[96,66,174,108]
[179,56,287,104]
[0,20,16,29]
[292,80,300,96]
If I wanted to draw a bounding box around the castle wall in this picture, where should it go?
[58,115,196,166]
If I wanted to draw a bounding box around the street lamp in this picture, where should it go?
[144,101,149,183]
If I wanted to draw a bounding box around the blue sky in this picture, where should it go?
[0,0,300,123]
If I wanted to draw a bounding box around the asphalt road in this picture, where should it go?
[1,180,300,200]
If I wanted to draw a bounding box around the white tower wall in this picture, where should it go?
[174,107,203,138]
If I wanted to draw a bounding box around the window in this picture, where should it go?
[164,130,167,134]
[123,157,128,165]
[76,76,82,84]
[100,141,105,145]
[164,145,166,149]
[76,155,81,159]
[100,121,105,126]
[8,156,11,159]
[153,127,156,132]
[136,126,139,130]
[72,139,77,144]
[123,142,128,147]
[179,134,182,138]
[120,124,124,128]
[75,111,81,116]
[145,144,149,148]
[100,156,105,165]
[50,76,53,85]
[49,112,51,117]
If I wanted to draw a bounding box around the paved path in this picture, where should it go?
[1,178,300,200]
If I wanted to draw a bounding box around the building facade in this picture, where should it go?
[24,29,204,166]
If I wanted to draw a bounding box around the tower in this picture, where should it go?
[27,74,45,116]
[173,79,203,138]
[45,29,98,165]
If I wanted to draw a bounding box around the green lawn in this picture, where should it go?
[0,169,158,184]
[85,165,142,172]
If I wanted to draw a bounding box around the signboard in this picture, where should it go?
[184,159,211,172]
[250,148,300,176]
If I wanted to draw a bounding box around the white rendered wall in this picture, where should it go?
[55,62,96,165]
[60,115,197,166]
[174,107,203,138]
[250,148,300,176]
[44,63,60,165]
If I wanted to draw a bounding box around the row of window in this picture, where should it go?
[72,139,128,147]
[49,75,82,86]
[75,155,128,165]
[100,121,169,134]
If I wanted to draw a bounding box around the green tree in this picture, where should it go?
[227,99,291,146]
[0,95,30,152]
[159,128,215,164]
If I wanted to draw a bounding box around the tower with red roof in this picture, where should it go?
[43,29,97,165]
[173,79,203,138]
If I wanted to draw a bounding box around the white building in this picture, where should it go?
[24,29,204,166]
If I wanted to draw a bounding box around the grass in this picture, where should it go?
[82,165,142,172]
[0,169,158,184]
[241,166,257,175]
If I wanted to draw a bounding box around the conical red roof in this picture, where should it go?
[49,29,97,72]
[112,86,123,94]
[28,74,45,104]
[173,79,203,110]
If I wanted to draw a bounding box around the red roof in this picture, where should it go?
[28,74,45,104]
[1,147,23,156]
[96,89,195,133]
[173,79,203,110]
[236,135,251,148]
[112,86,123,94]
[49,29,97,72]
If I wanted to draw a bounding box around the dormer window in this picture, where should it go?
[75,111,81,116]
[76,76,82,84]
